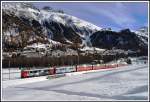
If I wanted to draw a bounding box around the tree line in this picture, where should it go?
[2,53,128,68]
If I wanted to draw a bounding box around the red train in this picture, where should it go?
[21,64,126,78]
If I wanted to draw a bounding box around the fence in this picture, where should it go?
[2,68,21,81]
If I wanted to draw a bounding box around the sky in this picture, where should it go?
[33,2,148,31]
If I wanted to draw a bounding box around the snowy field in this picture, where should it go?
[2,64,148,101]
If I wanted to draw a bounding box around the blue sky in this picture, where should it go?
[33,2,148,31]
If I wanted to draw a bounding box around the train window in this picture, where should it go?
[41,70,44,73]
[46,70,48,74]
[34,71,37,73]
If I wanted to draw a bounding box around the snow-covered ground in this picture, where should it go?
[2,63,148,101]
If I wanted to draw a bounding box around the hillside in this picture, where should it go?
[2,2,148,67]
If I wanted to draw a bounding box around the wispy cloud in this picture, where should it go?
[33,2,148,30]
[83,3,136,28]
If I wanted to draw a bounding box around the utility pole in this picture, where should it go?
[77,52,79,66]
[9,60,10,80]
[115,53,118,67]
[74,36,80,68]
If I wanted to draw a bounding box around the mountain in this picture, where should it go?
[2,2,148,57]
[134,27,148,47]
[2,2,101,51]
[90,29,148,54]
[135,26,148,37]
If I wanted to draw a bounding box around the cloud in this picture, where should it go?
[63,2,137,29]
[33,2,148,30]
[86,3,136,28]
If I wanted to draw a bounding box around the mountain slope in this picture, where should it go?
[2,2,101,51]
[2,2,148,56]
[90,29,148,55]
[135,27,148,46]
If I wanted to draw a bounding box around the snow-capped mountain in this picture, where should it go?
[135,26,148,37]
[90,28,148,54]
[134,27,148,46]
[2,2,101,50]
[2,2,148,56]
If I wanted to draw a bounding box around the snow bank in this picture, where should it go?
[65,66,123,77]
[2,76,48,88]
